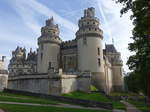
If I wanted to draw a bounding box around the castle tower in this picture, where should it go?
[37,17,62,73]
[76,8,106,91]
[105,44,124,91]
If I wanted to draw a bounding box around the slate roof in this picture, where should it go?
[105,44,117,53]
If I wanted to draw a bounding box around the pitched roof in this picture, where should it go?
[105,44,117,53]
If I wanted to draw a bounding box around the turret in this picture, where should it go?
[105,44,124,91]
[76,7,106,92]
[37,17,62,73]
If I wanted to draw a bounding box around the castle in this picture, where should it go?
[8,8,124,95]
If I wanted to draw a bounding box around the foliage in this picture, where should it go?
[114,0,150,97]
[124,72,140,93]
[91,85,98,91]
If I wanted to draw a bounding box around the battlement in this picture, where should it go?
[40,17,60,39]
[46,17,54,26]
[84,7,95,17]
[61,39,77,50]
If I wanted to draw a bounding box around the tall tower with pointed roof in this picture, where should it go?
[76,7,106,91]
[37,17,62,73]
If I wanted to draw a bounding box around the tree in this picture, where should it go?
[114,0,150,97]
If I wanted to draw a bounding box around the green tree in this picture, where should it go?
[114,0,150,97]
[124,72,140,93]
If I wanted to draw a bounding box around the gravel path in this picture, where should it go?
[0,109,5,112]
[121,101,141,112]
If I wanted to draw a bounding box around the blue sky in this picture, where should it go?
[0,0,133,72]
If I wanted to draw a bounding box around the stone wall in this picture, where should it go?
[48,70,91,95]
[8,71,91,95]
[8,74,50,94]
[0,74,8,91]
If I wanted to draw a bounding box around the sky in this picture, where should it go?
[0,0,133,72]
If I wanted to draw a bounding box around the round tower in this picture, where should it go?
[76,7,106,91]
[37,17,62,73]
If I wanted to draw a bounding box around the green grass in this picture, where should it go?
[0,96,58,105]
[0,104,111,112]
[0,92,59,105]
[128,100,150,112]
[110,92,145,99]
[63,91,126,110]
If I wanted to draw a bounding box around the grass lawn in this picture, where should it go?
[0,104,112,112]
[0,92,59,105]
[63,91,126,110]
[128,100,150,112]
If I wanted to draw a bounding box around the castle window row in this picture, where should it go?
[79,21,98,27]
[82,28,98,32]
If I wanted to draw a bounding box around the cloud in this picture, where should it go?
[0,0,133,72]
[12,0,78,33]
[95,0,133,72]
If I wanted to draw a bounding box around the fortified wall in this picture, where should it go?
[8,68,91,95]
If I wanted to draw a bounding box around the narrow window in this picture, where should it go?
[87,22,89,24]
[41,53,43,60]
[97,48,100,55]
[98,58,101,66]
[41,44,44,50]
[120,68,122,75]
[83,37,87,45]
[48,62,51,69]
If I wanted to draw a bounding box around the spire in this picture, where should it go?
[112,38,114,45]
[30,48,32,53]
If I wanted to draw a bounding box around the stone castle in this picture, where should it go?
[8,7,124,95]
